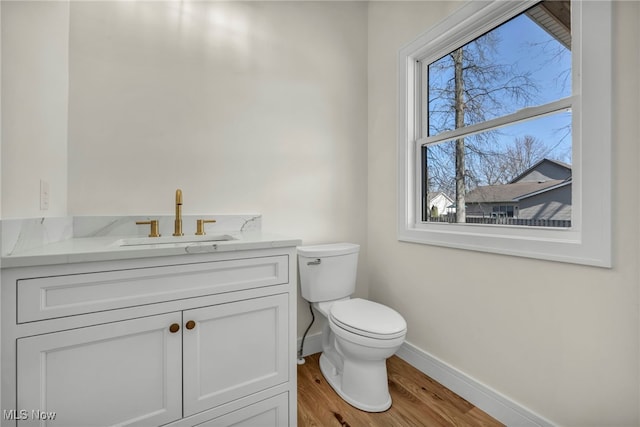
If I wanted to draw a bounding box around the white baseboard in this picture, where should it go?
[396,341,556,427]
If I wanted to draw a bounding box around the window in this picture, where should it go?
[398,0,612,267]
[424,2,571,228]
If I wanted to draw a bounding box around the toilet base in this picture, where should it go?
[319,353,392,412]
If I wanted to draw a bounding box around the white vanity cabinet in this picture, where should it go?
[1,247,297,427]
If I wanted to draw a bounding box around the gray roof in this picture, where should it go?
[509,158,572,184]
[466,180,566,204]
[514,179,571,201]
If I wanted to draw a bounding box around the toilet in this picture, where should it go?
[297,243,407,412]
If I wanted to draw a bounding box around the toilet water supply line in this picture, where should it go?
[297,302,315,365]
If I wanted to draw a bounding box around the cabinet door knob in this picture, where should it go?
[169,323,180,333]
[185,320,196,330]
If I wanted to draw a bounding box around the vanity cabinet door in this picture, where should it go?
[183,294,289,417]
[17,312,183,427]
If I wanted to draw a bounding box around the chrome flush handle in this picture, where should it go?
[307,259,321,266]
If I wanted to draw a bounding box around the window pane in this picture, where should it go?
[423,110,572,227]
[424,1,571,138]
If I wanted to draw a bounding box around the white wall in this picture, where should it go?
[0,1,2,220]
[1,1,69,218]
[0,1,3,412]
[367,2,640,426]
[65,1,369,336]
[67,1,367,238]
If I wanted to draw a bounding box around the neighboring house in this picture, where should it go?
[426,192,454,218]
[465,159,572,221]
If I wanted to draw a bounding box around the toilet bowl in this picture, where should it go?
[298,243,407,412]
[319,298,406,411]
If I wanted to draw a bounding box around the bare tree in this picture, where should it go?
[503,135,551,182]
[470,135,551,185]
[453,47,466,222]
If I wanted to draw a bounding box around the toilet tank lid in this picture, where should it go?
[297,243,359,257]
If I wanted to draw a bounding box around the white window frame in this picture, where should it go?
[397,0,612,267]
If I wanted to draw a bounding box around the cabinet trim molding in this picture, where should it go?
[17,255,288,323]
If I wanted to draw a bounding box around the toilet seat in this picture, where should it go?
[329,298,406,340]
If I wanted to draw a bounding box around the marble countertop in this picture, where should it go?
[1,231,302,268]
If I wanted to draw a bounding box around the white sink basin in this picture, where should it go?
[117,235,236,246]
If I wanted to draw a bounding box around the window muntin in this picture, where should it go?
[419,1,572,226]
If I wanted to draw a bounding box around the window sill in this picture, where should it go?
[398,222,610,267]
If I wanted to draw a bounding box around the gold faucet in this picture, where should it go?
[196,219,217,235]
[173,189,184,236]
[136,220,161,237]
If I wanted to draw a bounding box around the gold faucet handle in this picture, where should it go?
[195,219,216,236]
[136,220,161,237]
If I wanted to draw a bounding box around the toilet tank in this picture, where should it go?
[297,243,359,302]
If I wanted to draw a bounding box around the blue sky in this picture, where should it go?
[428,8,573,164]
[495,12,572,163]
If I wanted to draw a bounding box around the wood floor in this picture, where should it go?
[297,353,504,427]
